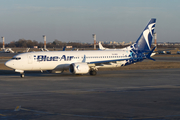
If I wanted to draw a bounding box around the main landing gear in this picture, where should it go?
[89,69,97,76]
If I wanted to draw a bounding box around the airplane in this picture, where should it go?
[5,18,156,78]
[1,48,14,53]
[98,42,109,50]
[23,48,30,53]
[98,42,156,56]
[98,42,123,50]
[39,48,49,51]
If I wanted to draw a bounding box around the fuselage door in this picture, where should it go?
[28,54,33,64]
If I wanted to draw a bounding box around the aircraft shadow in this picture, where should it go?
[0,70,90,78]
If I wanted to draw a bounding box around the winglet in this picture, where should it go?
[82,55,86,63]
[62,46,66,51]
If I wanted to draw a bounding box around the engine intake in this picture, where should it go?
[69,63,90,74]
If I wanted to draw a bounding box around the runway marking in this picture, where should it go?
[14,105,21,111]
[14,106,180,120]
[17,106,119,119]
[0,113,6,116]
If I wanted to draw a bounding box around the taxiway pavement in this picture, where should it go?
[0,68,180,119]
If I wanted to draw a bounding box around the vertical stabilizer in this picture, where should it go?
[133,18,156,51]
[98,42,107,50]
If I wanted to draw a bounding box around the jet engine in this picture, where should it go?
[69,63,90,74]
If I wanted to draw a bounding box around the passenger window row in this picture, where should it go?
[73,56,127,59]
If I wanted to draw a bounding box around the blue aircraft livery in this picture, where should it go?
[34,55,74,61]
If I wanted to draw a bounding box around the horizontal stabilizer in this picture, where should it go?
[146,47,156,61]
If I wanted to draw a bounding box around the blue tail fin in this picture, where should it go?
[134,18,156,52]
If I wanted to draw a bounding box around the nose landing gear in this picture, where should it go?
[14,70,25,78]
[20,73,25,78]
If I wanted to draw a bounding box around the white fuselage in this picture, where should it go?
[5,50,131,72]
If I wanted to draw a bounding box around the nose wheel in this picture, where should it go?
[20,73,25,78]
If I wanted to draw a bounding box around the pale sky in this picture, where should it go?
[0,0,180,43]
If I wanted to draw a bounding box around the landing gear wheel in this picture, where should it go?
[89,70,97,76]
[20,73,25,78]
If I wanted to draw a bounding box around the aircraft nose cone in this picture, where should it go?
[5,61,10,67]
[5,60,13,69]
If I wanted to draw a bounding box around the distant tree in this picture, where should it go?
[26,40,33,48]
[53,39,62,45]
[14,39,27,47]
[52,39,66,48]
[38,42,44,48]
[7,41,16,48]
[47,42,56,48]
[32,40,38,46]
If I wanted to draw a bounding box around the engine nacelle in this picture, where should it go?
[69,63,90,74]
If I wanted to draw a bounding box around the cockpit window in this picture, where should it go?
[11,57,21,60]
